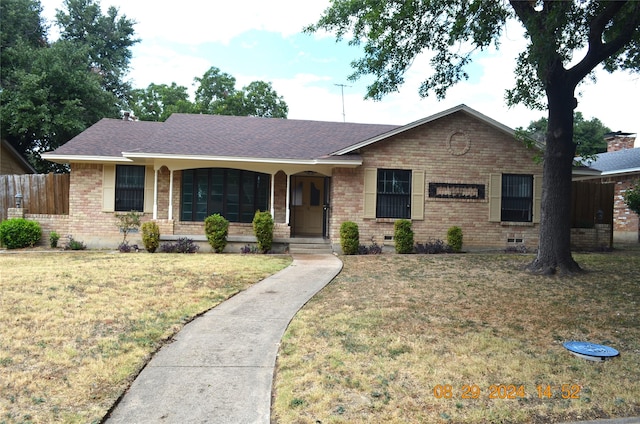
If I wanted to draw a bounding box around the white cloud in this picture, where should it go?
[38,0,640,133]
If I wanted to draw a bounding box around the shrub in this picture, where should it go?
[141,221,161,253]
[115,211,142,245]
[66,237,86,251]
[204,214,229,253]
[447,226,463,252]
[253,211,274,253]
[49,231,60,248]
[240,244,259,254]
[415,239,453,254]
[394,219,414,254]
[340,221,359,255]
[0,218,42,249]
[159,238,199,254]
[358,240,382,255]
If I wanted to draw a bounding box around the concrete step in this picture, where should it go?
[289,242,333,255]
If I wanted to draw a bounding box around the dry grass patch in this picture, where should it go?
[0,251,291,424]
[273,247,640,424]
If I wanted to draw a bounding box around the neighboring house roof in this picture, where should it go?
[1,139,37,174]
[577,148,640,178]
[41,104,535,166]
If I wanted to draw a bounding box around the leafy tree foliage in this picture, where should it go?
[308,0,640,274]
[624,181,640,216]
[193,66,288,118]
[0,0,138,172]
[56,0,138,102]
[130,83,196,122]
[520,112,611,157]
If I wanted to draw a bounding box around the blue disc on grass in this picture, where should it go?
[563,341,619,361]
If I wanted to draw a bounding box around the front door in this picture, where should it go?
[292,176,326,237]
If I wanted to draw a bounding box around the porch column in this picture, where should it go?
[168,169,174,221]
[153,166,159,219]
[285,173,291,224]
[270,172,275,218]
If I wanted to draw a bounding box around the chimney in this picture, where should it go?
[605,131,636,152]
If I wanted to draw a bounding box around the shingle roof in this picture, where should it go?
[48,114,399,160]
[50,119,163,157]
[580,148,640,175]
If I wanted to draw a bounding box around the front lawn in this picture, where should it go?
[272,247,640,423]
[0,252,291,424]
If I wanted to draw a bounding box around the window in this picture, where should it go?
[376,169,411,219]
[115,165,145,212]
[181,168,270,222]
[501,174,533,222]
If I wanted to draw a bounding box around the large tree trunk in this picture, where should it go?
[527,87,582,274]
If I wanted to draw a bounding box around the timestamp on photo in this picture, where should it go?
[432,384,582,400]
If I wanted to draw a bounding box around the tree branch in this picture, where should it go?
[570,1,640,85]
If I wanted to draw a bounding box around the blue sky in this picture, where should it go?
[40,0,640,135]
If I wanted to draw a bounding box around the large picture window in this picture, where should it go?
[501,174,533,222]
[115,165,145,212]
[376,169,411,219]
[181,168,270,222]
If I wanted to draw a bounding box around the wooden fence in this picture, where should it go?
[0,174,69,221]
[571,181,614,228]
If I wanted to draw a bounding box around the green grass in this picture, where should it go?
[272,246,640,424]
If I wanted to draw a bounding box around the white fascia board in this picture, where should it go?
[601,167,640,176]
[40,154,133,163]
[121,152,362,166]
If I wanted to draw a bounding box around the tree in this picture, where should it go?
[130,83,196,122]
[521,112,610,157]
[193,66,288,118]
[307,1,640,274]
[55,0,139,102]
[1,41,118,172]
[624,181,640,216]
[0,0,138,172]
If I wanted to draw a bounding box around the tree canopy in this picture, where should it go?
[1,0,138,172]
[520,112,611,157]
[308,0,640,274]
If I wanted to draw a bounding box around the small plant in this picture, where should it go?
[118,241,132,253]
[240,244,259,254]
[394,219,414,254]
[624,180,640,215]
[340,221,359,255]
[358,239,383,255]
[65,236,86,251]
[141,221,161,253]
[0,218,42,249]
[204,214,229,253]
[49,231,60,248]
[159,238,199,254]
[447,226,463,252]
[253,211,274,253]
[415,239,453,254]
[115,211,142,246]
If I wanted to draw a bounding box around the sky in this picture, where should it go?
[39,0,640,134]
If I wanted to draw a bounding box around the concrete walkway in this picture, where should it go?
[104,254,343,424]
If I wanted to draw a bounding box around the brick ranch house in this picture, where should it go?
[29,103,601,253]
[576,132,639,243]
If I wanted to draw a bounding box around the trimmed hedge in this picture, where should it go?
[204,214,229,253]
[394,219,414,254]
[340,221,359,255]
[0,218,42,249]
[253,211,274,253]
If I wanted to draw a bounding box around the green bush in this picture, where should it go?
[204,214,229,253]
[66,236,86,250]
[141,221,161,253]
[49,231,60,248]
[253,211,274,253]
[0,218,42,249]
[394,219,414,254]
[447,226,463,252]
[340,221,359,255]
